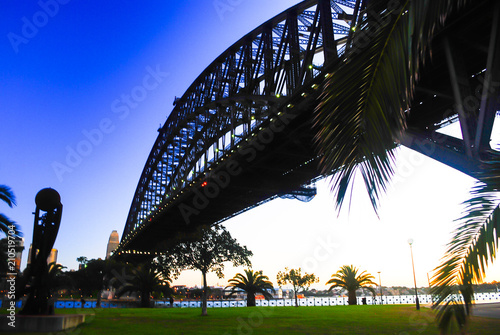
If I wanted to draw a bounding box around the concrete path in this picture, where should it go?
[473,303,500,319]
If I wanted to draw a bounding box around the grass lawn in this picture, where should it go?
[3,305,500,334]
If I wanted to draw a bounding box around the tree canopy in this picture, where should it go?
[277,267,319,307]
[227,269,274,307]
[326,265,377,305]
[115,261,172,308]
[163,224,252,315]
[68,258,123,307]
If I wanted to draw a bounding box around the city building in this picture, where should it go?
[27,245,57,265]
[106,230,120,259]
[27,244,33,265]
[47,249,58,264]
[14,237,24,271]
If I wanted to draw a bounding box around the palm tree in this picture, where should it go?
[226,269,275,307]
[46,262,68,294]
[18,262,67,314]
[76,256,88,268]
[115,262,172,308]
[0,185,21,236]
[326,265,376,305]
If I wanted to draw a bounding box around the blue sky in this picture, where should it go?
[1,0,499,290]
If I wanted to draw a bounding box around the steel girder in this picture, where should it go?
[119,0,359,249]
[402,0,500,176]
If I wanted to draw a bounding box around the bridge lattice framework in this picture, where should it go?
[117,0,500,255]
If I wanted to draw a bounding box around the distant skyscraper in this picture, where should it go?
[106,230,119,259]
[27,244,33,265]
[47,249,58,264]
[14,237,24,271]
[27,245,57,265]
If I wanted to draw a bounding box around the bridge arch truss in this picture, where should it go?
[120,0,362,246]
[117,0,500,255]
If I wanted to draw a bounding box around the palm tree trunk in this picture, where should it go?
[96,289,102,308]
[247,291,256,307]
[348,290,357,305]
[201,271,208,316]
[141,290,150,307]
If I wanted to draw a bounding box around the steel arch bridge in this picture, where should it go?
[114,0,500,257]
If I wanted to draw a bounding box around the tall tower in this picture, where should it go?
[27,244,33,265]
[47,249,58,264]
[14,237,24,271]
[106,230,119,259]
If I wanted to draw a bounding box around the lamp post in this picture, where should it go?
[408,238,420,310]
[378,271,383,305]
[427,273,433,304]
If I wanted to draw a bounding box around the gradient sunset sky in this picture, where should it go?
[1,0,499,290]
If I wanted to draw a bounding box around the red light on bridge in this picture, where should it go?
[201,181,208,187]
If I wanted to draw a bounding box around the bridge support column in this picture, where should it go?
[318,0,337,62]
[475,2,500,154]
[444,37,477,158]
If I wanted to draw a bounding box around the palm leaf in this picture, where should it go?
[0,214,22,237]
[315,0,471,215]
[431,159,500,333]
[315,1,412,214]
[326,265,377,293]
[0,185,16,208]
[409,0,470,73]
[0,185,21,237]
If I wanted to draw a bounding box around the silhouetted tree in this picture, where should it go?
[115,261,172,308]
[277,267,318,307]
[326,265,376,305]
[70,258,122,307]
[76,256,88,269]
[227,269,274,307]
[16,262,67,314]
[165,224,252,316]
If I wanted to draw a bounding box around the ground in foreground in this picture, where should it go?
[4,305,500,334]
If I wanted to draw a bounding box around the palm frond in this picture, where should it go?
[115,283,140,298]
[0,185,21,237]
[315,1,411,213]
[326,265,376,292]
[315,0,470,215]
[0,214,22,237]
[115,263,171,300]
[410,0,471,72]
[431,160,500,333]
[0,185,16,207]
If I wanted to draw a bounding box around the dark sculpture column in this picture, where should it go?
[19,188,62,315]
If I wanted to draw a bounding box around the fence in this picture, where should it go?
[2,292,499,309]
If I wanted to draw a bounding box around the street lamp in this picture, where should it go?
[427,273,433,304]
[378,271,383,305]
[408,238,420,310]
